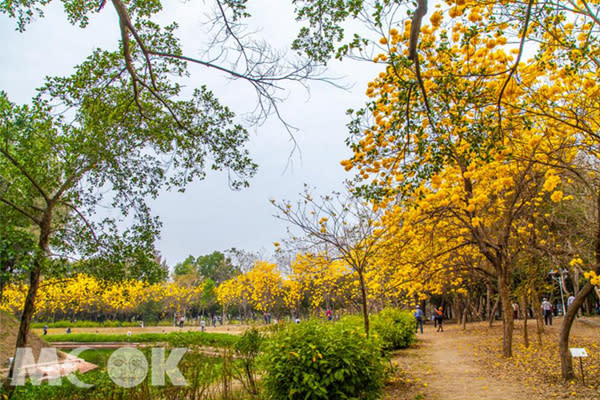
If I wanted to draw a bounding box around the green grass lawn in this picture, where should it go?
[47,331,239,348]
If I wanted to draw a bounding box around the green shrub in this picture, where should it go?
[261,320,385,400]
[233,327,264,395]
[372,307,416,350]
[337,314,363,328]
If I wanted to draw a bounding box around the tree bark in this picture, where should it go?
[462,294,470,330]
[498,274,514,357]
[486,283,492,320]
[573,268,580,315]
[558,282,594,380]
[521,292,529,348]
[488,295,500,327]
[530,283,544,341]
[357,270,370,337]
[4,212,51,395]
[3,261,42,395]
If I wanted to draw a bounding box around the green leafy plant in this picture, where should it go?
[261,320,385,400]
[372,308,416,350]
[338,310,415,350]
[233,327,264,395]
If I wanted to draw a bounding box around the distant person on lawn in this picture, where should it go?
[541,298,553,325]
[414,305,424,334]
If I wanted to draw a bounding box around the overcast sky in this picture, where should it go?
[0,0,387,267]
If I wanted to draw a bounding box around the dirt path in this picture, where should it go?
[388,323,536,400]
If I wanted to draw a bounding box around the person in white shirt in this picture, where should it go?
[541,298,553,325]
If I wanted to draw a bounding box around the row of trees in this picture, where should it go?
[4,241,593,329]
[1,273,216,322]
[0,249,250,321]
[0,252,468,323]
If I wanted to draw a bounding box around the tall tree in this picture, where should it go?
[0,40,256,386]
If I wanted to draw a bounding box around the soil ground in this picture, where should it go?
[0,311,68,369]
[385,317,600,400]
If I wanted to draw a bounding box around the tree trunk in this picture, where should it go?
[357,270,370,337]
[530,283,544,342]
[558,185,600,379]
[4,260,42,392]
[4,211,52,396]
[488,296,500,327]
[558,282,594,380]
[521,293,529,348]
[452,294,459,325]
[462,294,470,330]
[498,274,514,357]
[476,294,485,321]
[486,283,492,320]
[573,268,580,316]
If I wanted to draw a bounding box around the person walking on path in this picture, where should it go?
[541,298,553,325]
[435,307,444,332]
[414,305,424,334]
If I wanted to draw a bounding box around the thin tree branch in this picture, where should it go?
[0,197,41,225]
[0,147,49,204]
[497,0,534,134]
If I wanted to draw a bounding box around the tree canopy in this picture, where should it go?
[173,251,239,284]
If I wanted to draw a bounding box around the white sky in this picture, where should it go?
[0,0,387,267]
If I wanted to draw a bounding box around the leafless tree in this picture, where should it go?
[272,185,389,336]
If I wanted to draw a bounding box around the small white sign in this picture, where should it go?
[570,348,588,357]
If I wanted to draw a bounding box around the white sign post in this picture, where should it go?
[569,348,588,385]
